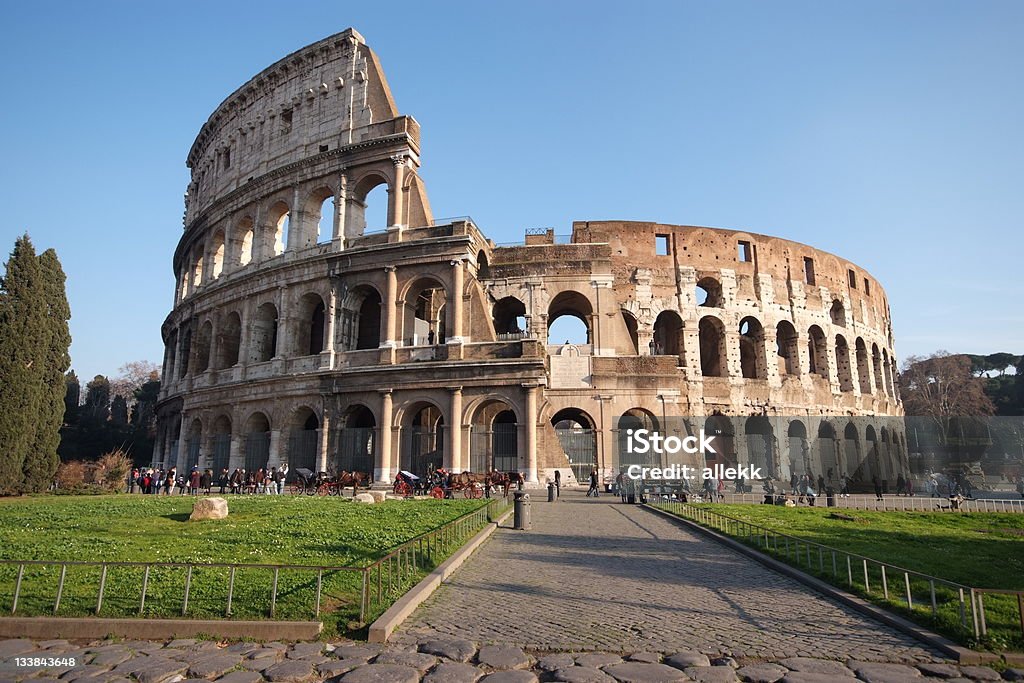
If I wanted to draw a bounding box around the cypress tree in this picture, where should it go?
[22,249,71,492]
[0,235,46,494]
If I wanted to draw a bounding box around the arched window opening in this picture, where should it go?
[830,299,846,327]
[618,408,661,468]
[251,303,278,363]
[621,310,639,355]
[493,296,527,338]
[195,321,213,373]
[552,408,597,483]
[193,255,204,288]
[180,270,189,300]
[243,412,271,474]
[217,312,241,369]
[238,217,254,266]
[652,310,683,358]
[882,349,894,397]
[807,325,829,379]
[547,291,593,346]
[317,196,334,244]
[739,317,766,379]
[211,232,225,279]
[274,212,290,255]
[698,316,726,377]
[404,278,447,345]
[288,408,320,474]
[469,401,519,473]
[477,251,491,279]
[406,403,444,476]
[339,285,382,351]
[178,328,192,379]
[776,321,800,376]
[856,338,871,393]
[338,405,375,473]
[210,415,232,475]
[745,416,774,476]
[704,414,736,469]
[294,293,326,356]
[813,421,836,482]
[835,335,855,392]
[345,176,389,237]
[872,344,884,396]
[788,420,809,479]
[844,422,862,482]
[696,277,723,307]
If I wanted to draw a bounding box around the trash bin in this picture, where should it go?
[826,487,836,507]
[513,491,531,530]
[547,483,556,502]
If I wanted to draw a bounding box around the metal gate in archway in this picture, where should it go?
[407,426,444,477]
[337,427,375,473]
[470,425,519,473]
[556,428,597,483]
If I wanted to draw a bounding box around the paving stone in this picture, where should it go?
[554,667,618,683]
[166,640,197,649]
[736,663,789,683]
[316,660,361,678]
[374,651,437,671]
[477,645,532,670]
[418,638,477,663]
[246,649,281,661]
[39,640,71,650]
[262,660,316,682]
[778,658,854,677]
[1002,669,1024,681]
[685,665,740,683]
[713,657,740,669]
[211,672,264,683]
[61,664,112,680]
[666,652,712,669]
[340,664,420,683]
[88,651,133,668]
[186,654,241,679]
[332,645,382,662]
[238,658,277,672]
[958,667,1001,681]
[223,643,262,656]
[602,662,689,682]
[916,664,961,679]
[781,674,848,683]
[627,652,662,663]
[479,672,539,683]
[423,662,483,683]
[0,639,37,658]
[848,661,923,683]
[287,643,324,660]
[538,654,577,672]
[576,654,623,669]
[132,659,189,683]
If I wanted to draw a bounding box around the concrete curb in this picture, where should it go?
[368,507,514,643]
[642,503,998,665]
[0,616,321,640]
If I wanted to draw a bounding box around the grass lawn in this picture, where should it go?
[0,494,496,636]
[658,503,1024,651]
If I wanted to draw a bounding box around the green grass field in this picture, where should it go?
[658,503,1024,651]
[0,494,496,636]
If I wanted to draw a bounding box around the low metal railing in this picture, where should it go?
[654,501,1024,645]
[3,498,509,626]
[700,491,1024,513]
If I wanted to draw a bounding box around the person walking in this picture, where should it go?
[278,462,289,494]
[218,468,229,494]
[587,469,599,497]
[189,467,201,495]
[872,474,883,501]
[554,469,561,497]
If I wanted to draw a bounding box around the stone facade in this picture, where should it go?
[154,28,906,489]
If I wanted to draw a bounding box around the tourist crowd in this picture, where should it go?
[126,463,290,495]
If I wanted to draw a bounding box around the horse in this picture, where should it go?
[336,470,371,496]
[487,470,525,498]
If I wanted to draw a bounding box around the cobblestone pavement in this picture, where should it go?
[395,491,941,661]
[1,636,1019,683]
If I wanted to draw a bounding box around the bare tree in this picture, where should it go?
[901,352,995,453]
[108,360,161,408]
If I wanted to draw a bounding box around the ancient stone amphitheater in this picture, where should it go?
[153,29,905,490]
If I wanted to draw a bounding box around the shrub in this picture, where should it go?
[54,460,86,489]
[95,450,133,492]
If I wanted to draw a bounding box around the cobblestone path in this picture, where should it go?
[395,490,940,661]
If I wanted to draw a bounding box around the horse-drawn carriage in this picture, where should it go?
[290,468,371,496]
[392,467,524,499]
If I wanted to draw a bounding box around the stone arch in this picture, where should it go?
[547,290,593,345]
[294,291,327,356]
[194,319,213,373]
[242,411,271,474]
[551,407,597,482]
[844,422,862,482]
[807,325,829,379]
[704,414,736,469]
[872,343,884,396]
[339,283,383,350]
[739,316,766,379]
[653,310,683,359]
[236,216,255,266]
[469,398,519,472]
[192,251,204,289]
[856,337,871,394]
[250,302,279,363]
[287,405,321,474]
[835,334,855,392]
[493,296,527,336]
[348,172,391,236]
[618,407,661,469]
[216,311,242,369]
[830,299,846,327]
[776,321,800,376]
[745,416,774,475]
[621,309,640,354]
[178,326,192,379]
[209,414,232,474]
[698,315,726,377]
[476,250,491,280]
[338,403,376,473]
[696,276,723,307]
[184,417,203,469]
[402,276,448,345]
[401,399,446,475]
[304,185,336,246]
[882,349,894,397]
[210,230,226,279]
[787,419,809,480]
[267,200,290,257]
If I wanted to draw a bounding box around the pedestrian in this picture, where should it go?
[554,469,561,497]
[896,473,906,497]
[278,462,288,494]
[872,474,883,501]
[616,471,627,502]
[587,469,599,497]
[817,474,825,496]
[218,468,229,494]
[790,472,799,495]
[129,468,139,494]
[190,467,201,495]
[163,467,175,495]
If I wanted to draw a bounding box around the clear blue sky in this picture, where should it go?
[1,1,1021,383]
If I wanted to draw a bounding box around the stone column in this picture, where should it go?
[382,267,398,364]
[390,155,406,227]
[377,390,394,483]
[449,259,464,344]
[334,173,347,249]
[450,387,463,471]
[289,185,302,251]
[322,280,338,369]
[525,384,539,483]
[228,433,243,471]
[268,429,282,468]
[317,414,330,473]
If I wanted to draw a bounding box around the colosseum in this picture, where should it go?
[153,28,907,491]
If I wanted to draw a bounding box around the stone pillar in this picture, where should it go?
[390,155,406,227]
[725,331,742,379]
[228,434,242,471]
[322,281,338,369]
[317,414,330,473]
[334,173,347,249]
[289,185,302,251]
[449,260,464,344]
[450,387,463,471]
[382,266,397,350]
[525,384,539,484]
[763,325,781,386]
[268,429,282,468]
[377,390,394,483]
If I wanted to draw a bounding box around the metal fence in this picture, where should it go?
[469,428,518,473]
[244,432,270,472]
[2,499,510,627]
[337,428,375,473]
[653,501,1024,644]
[210,435,231,474]
[702,491,1024,514]
[289,430,319,473]
[556,429,596,483]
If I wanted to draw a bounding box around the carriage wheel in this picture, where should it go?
[430,486,444,499]
[305,484,316,496]
[317,484,330,496]
[289,484,302,496]
[397,481,413,497]
[328,484,341,496]
[469,485,483,499]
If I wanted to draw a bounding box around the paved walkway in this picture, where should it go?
[395,490,940,661]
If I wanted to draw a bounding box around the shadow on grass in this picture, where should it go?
[161,512,191,522]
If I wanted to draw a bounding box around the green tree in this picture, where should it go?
[110,395,129,426]
[63,370,80,419]
[0,235,47,494]
[22,249,71,492]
